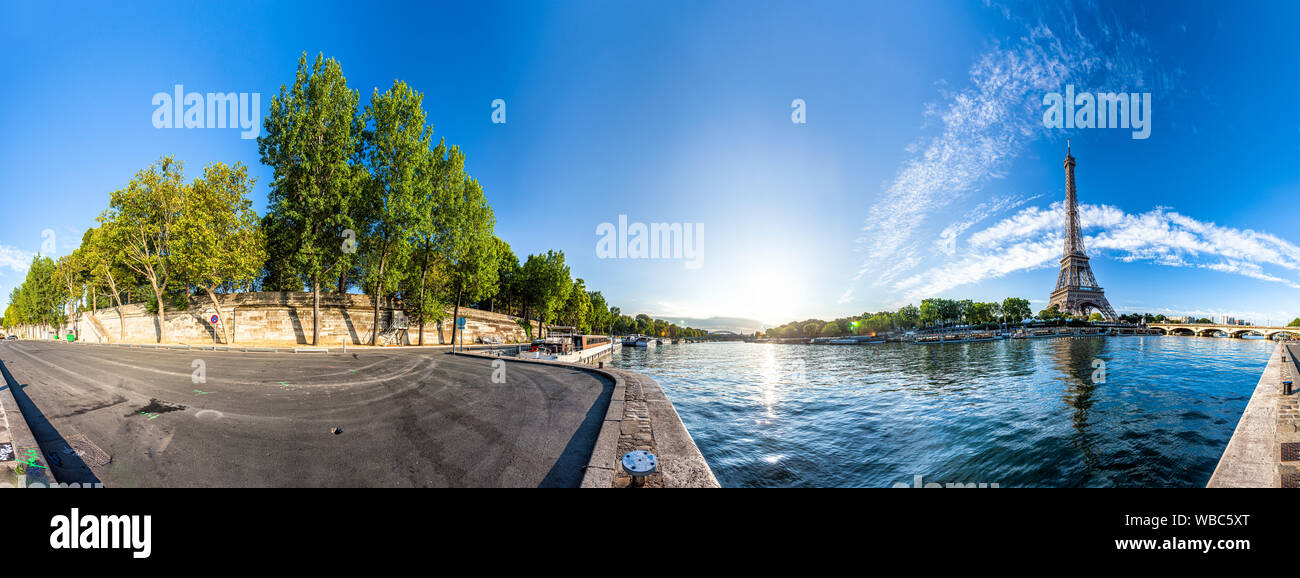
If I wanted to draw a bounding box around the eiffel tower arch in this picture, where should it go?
[1047,145,1118,321]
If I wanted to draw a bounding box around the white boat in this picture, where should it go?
[621,335,657,348]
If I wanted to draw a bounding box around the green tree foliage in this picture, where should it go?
[521,250,571,337]
[259,52,364,345]
[81,225,136,341]
[1001,297,1032,323]
[441,177,498,346]
[175,161,265,344]
[360,80,431,345]
[558,278,592,333]
[102,156,186,343]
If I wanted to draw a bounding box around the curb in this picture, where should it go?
[48,338,526,356]
[451,350,627,488]
[0,357,57,488]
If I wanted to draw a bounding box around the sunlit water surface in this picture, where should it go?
[608,336,1273,487]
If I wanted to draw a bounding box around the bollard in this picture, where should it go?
[1285,380,1294,395]
[621,450,658,487]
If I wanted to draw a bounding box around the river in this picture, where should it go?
[608,336,1274,487]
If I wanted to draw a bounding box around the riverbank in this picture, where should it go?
[454,349,718,488]
[1208,342,1299,488]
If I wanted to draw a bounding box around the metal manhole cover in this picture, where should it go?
[1282,443,1300,462]
[65,434,111,467]
[1284,472,1300,489]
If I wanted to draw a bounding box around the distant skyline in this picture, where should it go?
[4,1,1300,329]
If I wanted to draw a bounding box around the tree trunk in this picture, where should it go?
[338,268,348,294]
[451,284,462,350]
[371,256,387,346]
[311,274,321,346]
[203,286,228,344]
[150,278,166,343]
[416,243,430,346]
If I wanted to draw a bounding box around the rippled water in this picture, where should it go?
[608,336,1274,487]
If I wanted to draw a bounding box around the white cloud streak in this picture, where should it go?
[0,245,34,273]
[900,203,1300,300]
[851,4,1157,291]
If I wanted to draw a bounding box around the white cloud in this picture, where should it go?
[899,203,1300,300]
[0,245,34,273]
[836,288,854,304]
[851,4,1158,291]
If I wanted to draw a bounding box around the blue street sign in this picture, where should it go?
[456,316,466,329]
[210,314,220,324]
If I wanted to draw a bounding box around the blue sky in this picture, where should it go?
[3,0,1300,327]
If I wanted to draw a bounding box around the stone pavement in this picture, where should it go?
[1279,344,1300,488]
[611,370,664,488]
[1208,342,1284,487]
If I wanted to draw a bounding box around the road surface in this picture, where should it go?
[0,341,611,487]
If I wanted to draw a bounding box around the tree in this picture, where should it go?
[488,237,520,315]
[441,177,498,346]
[175,162,265,344]
[588,291,609,334]
[55,253,85,336]
[103,157,185,343]
[259,52,364,346]
[14,255,63,336]
[1001,297,1032,324]
[360,80,431,345]
[1288,318,1300,327]
[82,225,135,342]
[409,142,461,345]
[1088,312,1104,322]
[559,278,592,333]
[820,322,840,337]
[520,251,571,337]
[1038,304,1064,322]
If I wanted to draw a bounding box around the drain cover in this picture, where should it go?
[66,434,111,467]
[1284,472,1300,489]
[1282,443,1300,462]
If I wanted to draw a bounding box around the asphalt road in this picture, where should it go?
[0,340,611,487]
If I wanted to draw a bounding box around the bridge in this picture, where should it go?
[1147,323,1300,339]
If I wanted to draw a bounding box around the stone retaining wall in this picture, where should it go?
[30,292,531,346]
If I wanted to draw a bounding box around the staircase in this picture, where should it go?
[82,312,112,343]
[376,311,410,346]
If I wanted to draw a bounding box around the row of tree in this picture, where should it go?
[761,297,1040,339]
[1,53,709,344]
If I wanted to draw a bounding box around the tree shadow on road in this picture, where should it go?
[0,359,103,486]
[539,372,613,488]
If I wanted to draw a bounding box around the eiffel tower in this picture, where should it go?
[1047,144,1118,321]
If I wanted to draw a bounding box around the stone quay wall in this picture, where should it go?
[48,291,531,347]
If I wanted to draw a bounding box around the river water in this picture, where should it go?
[607,336,1274,487]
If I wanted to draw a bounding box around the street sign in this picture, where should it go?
[456,316,466,329]
[210,314,220,324]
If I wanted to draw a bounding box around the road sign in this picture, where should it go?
[210,314,220,324]
[456,316,466,329]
